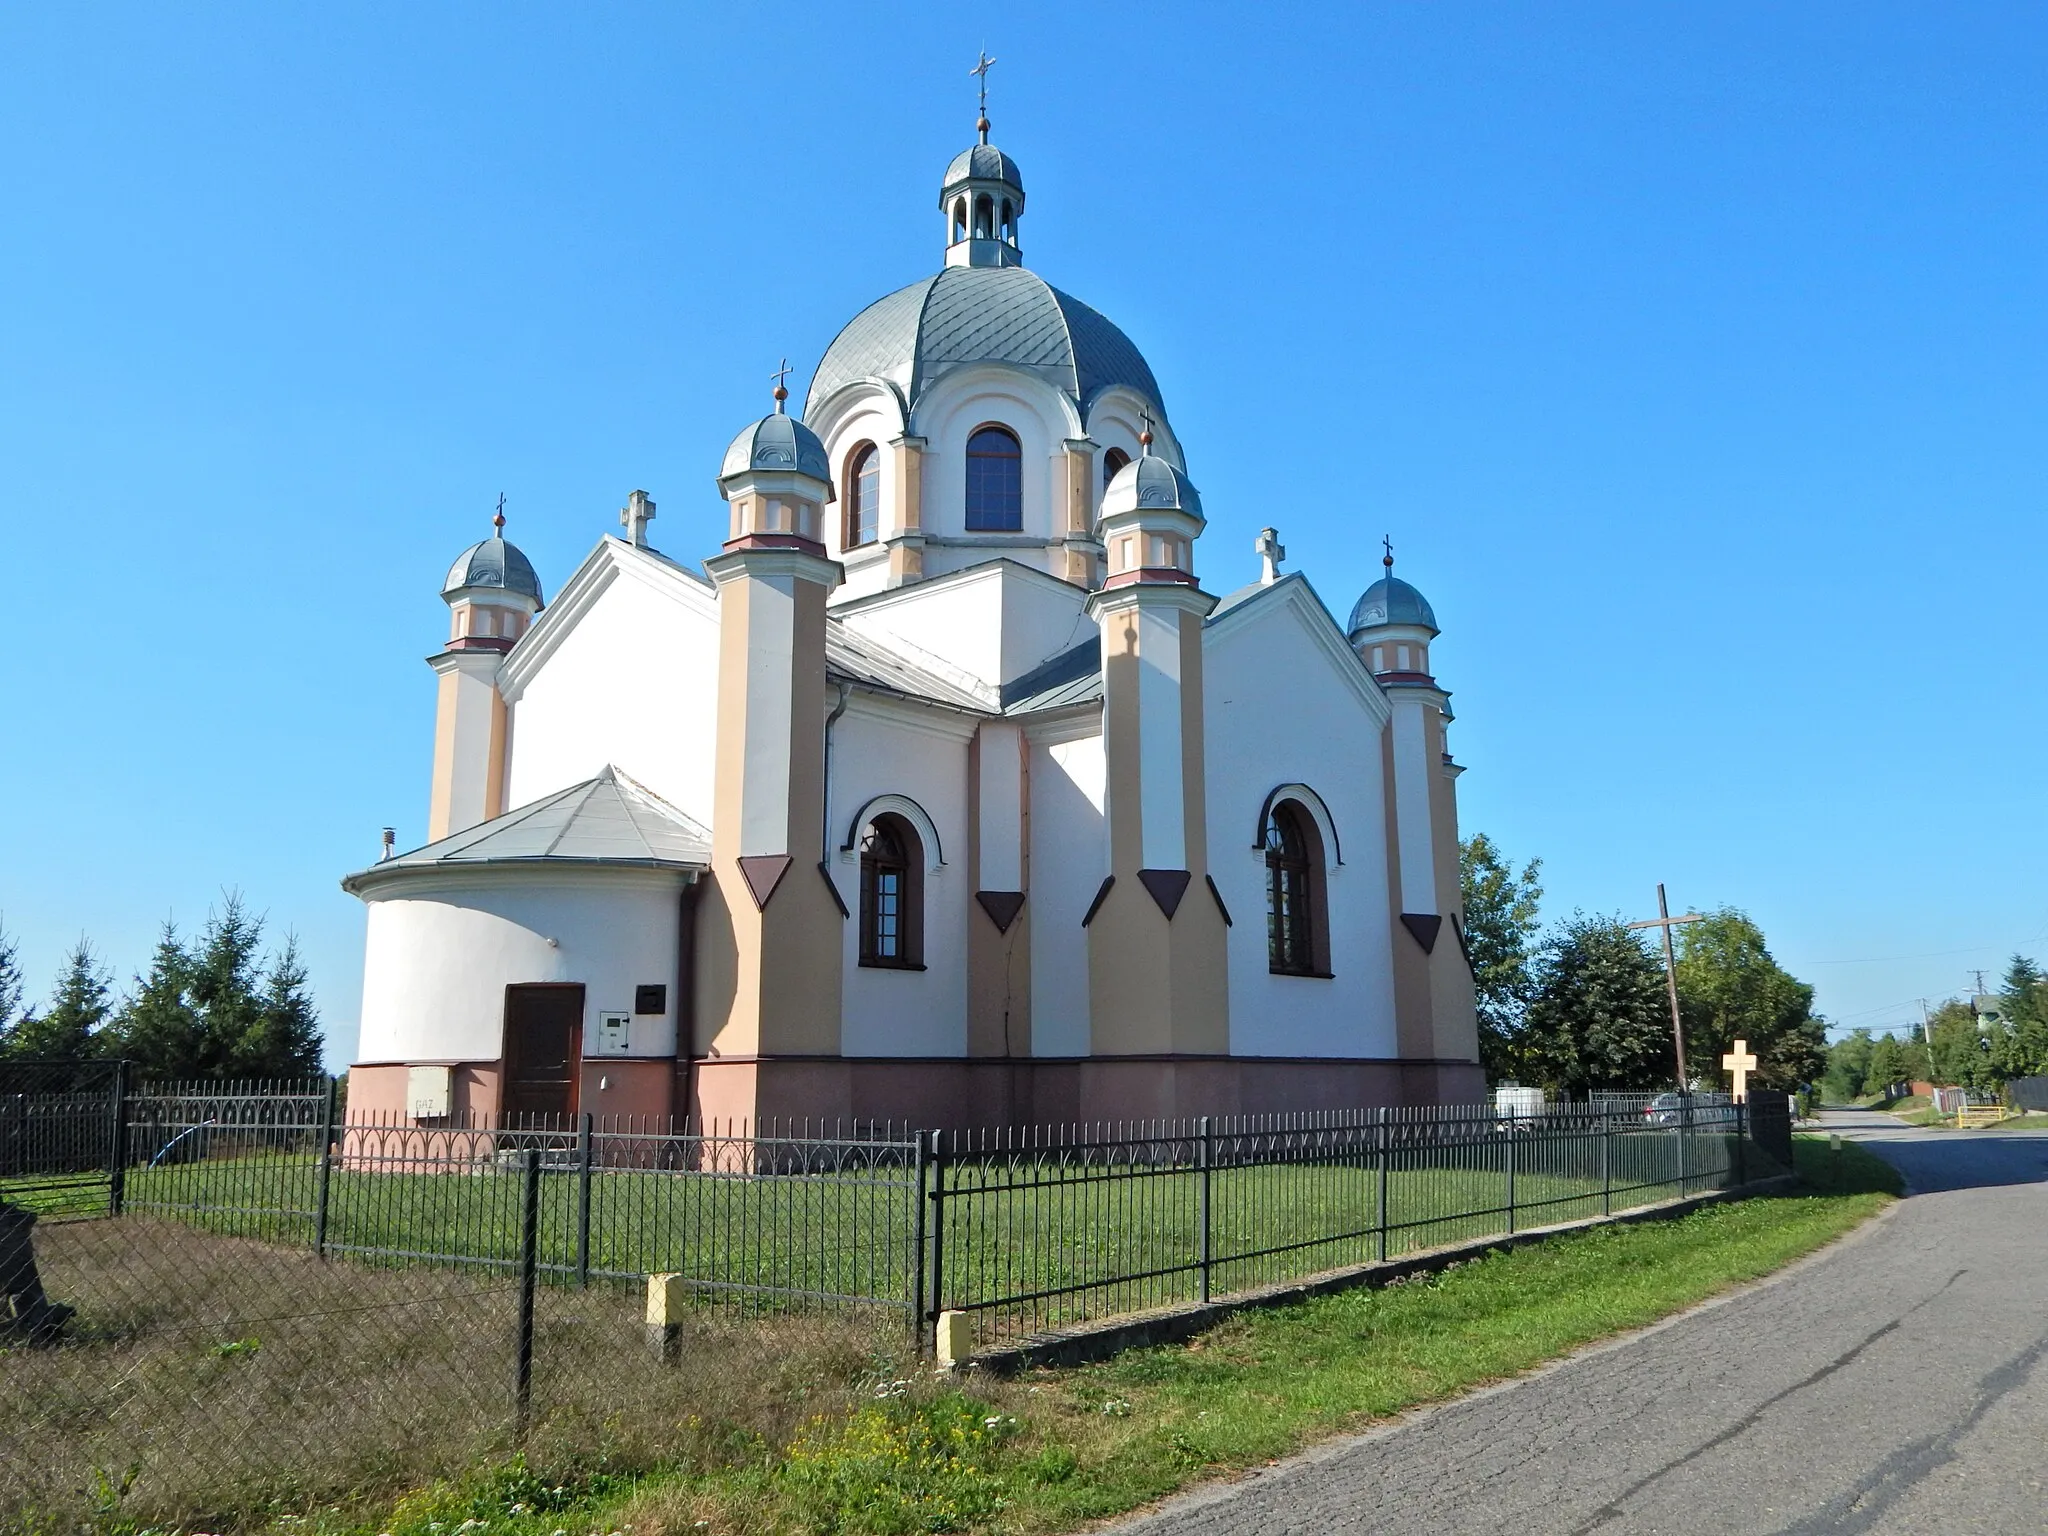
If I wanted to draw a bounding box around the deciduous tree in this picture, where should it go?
[1673,909,1826,1093]
[1458,835,1544,1084]
[1522,915,1673,1096]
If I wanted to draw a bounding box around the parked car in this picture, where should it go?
[1642,1092,1692,1127]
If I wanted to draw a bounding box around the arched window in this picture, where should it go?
[1265,801,1329,976]
[964,425,1023,531]
[844,442,879,549]
[952,198,967,244]
[860,814,923,968]
[1101,446,1130,491]
[974,195,994,239]
[1000,200,1013,242]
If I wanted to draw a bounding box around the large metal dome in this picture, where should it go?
[803,265,1165,421]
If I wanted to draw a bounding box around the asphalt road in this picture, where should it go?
[1113,1110,2048,1535]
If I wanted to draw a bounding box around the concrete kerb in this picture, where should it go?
[960,1174,1802,1375]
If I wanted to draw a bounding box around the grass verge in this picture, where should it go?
[183,1137,1895,1536]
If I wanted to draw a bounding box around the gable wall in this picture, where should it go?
[506,572,719,820]
[1204,603,1399,1059]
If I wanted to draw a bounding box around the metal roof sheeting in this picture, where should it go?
[341,767,709,893]
[827,622,994,713]
[804,266,1164,420]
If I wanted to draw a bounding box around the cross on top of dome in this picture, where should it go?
[971,50,996,142]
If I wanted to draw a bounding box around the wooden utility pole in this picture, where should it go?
[1628,885,1705,1087]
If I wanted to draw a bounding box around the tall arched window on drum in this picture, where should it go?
[964,425,1022,532]
[843,442,879,548]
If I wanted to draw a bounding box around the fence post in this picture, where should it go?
[1376,1107,1390,1264]
[313,1075,338,1258]
[927,1130,947,1331]
[1677,1097,1691,1198]
[107,1060,130,1217]
[1601,1110,1613,1218]
[1505,1106,1517,1236]
[910,1130,930,1355]
[1196,1116,1212,1305]
[514,1148,541,1442]
[575,1112,594,1288]
[1733,1101,1747,1187]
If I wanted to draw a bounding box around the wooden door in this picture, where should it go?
[501,984,583,1123]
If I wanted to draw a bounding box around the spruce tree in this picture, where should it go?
[108,922,205,1079]
[0,940,112,1062]
[0,918,22,1040]
[240,935,325,1077]
[186,893,268,1078]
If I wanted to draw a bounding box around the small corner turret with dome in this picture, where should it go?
[716,369,836,555]
[1097,423,1205,590]
[1347,542,1441,685]
[442,501,543,653]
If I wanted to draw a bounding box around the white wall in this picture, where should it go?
[1027,725,1106,1056]
[1204,597,1399,1059]
[354,868,687,1064]
[829,698,974,1056]
[837,561,1091,694]
[904,368,1076,584]
[505,559,718,821]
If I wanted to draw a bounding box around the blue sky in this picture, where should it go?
[2,3,2042,1065]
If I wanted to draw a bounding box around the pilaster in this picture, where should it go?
[426,649,510,841]
[1083,584,1229,1059]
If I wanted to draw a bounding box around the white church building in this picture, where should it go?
[342,105,1483,1130]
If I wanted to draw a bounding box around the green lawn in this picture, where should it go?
[232,1134,1893,1536]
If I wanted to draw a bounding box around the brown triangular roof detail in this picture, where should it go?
[738,854,793,911]
[975,890,1026,933]
[1137,868,1192,919]
[1400,913,1442,954]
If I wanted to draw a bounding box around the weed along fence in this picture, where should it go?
[0,1070,1793,1527]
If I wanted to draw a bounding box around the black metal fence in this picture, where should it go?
[0,1072,1793,1524]
[926,1098,1774,1342]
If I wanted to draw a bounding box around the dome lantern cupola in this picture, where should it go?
[442,496,543,652]
[942,54,1025,269]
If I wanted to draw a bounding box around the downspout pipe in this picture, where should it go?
[822,679,853,885]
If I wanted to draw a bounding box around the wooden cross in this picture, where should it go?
[1255,527,1286,584]
[619,488,656,548]
[1722,1038,1759,1102]
[1627,884,1706,1085]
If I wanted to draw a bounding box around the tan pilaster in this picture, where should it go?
[1083,588,1229,1061]
[426,648,511,841]
[695,408,847,1107]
